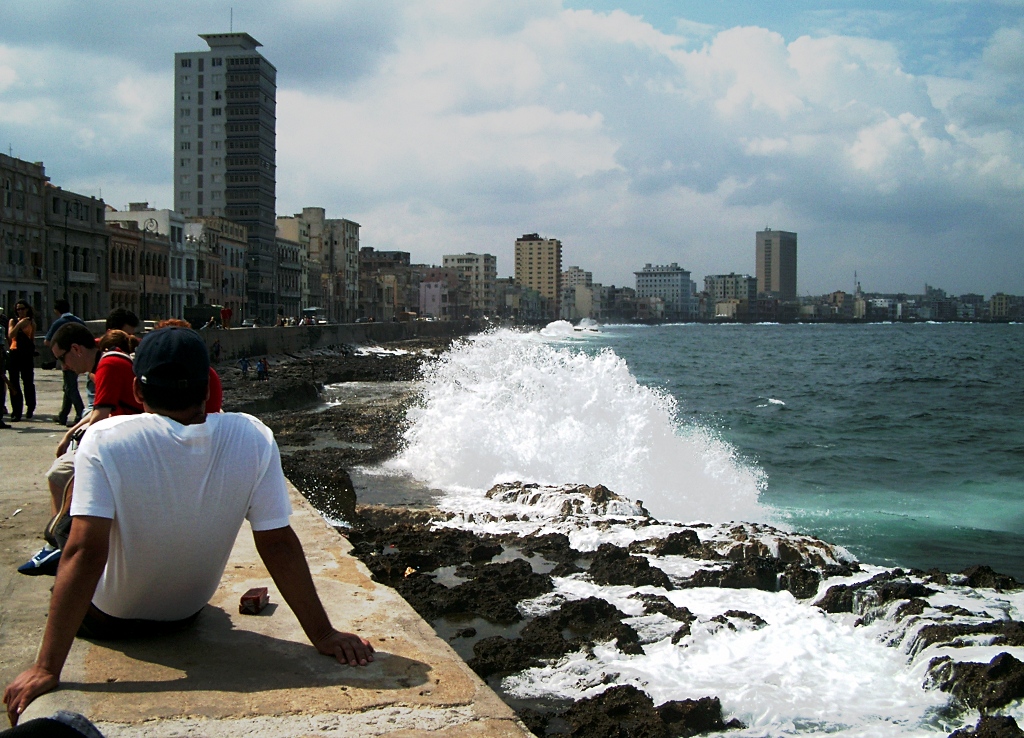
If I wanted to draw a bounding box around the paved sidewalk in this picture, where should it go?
[1,370,531,736]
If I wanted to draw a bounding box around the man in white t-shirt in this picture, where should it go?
[3,327,373,725]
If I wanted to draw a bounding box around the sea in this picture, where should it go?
[354,321,1024,736]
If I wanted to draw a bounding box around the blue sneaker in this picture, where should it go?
[18,545,61,576]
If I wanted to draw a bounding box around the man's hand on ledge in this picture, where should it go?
[3,664,59,726]
[316,629,375,667]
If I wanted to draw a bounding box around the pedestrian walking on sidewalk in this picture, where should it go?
[44,299,86,427]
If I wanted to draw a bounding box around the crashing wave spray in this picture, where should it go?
[390,329,766,523]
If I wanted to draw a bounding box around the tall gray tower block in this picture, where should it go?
[756,229,797,301]
[174,33,277,322]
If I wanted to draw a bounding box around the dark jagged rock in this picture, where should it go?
[780,563,822,599]
[629,530,712,559]
[562,685,664,738]
[518,532,579,563]
[349,523,501,584]
[396,559,553,624]
[550,560,585,577]
[815,582,856,613]
[450,559,555,622]
[630,593,694,623]
[711,610,768,630]
[961,566,1021,592]
[658,696,745,737]
[915,621,1024,652]
[814,570,938,614]
[553,686,743,738]
[469,597,642,679]
[949,715,1024,738]
[280,451,357,523]
[929,652,1024,712]
[517,707,550,736]
[894,598,929,621]
[680,556,784,592]
[589,544,673,590]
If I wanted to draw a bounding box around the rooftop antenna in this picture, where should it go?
[230,7,233,32]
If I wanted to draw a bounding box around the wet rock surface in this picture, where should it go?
[530,685,744,738]
[929,652,1024,712]
[949,715,1024,738]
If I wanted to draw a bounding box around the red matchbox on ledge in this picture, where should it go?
[239,587,270,615]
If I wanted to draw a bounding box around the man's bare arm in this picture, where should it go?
[3,516,111,725]
[253,526,374,667]
[57,407,111,457]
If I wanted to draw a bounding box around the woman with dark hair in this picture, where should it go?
[7,300,37,421]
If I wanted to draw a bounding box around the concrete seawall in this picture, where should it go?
[33,320,474,366]
[1,368,532,736]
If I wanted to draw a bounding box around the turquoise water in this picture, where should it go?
[583,323,1024,579]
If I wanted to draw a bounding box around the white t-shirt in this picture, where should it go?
[71,412,292,621]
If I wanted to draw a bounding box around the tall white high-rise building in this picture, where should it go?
[174,33,276,321]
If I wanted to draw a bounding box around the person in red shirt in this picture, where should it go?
[155,319,222,412]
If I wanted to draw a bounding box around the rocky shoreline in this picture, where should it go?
[220,343,1024,738]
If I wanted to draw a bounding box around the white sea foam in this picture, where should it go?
[388,328,766,524]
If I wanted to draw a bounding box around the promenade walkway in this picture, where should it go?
[0,370,531,736]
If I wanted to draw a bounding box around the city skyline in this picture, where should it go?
[2,2,1022,295]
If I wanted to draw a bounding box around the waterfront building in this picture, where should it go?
[1,154,51,323]
[705,273,757,303]
[104,217,170,320]
[194,216,247,319]
[420,267,471,320]
[107,204,192,318]
[496,277,542,321]
[44,184,108,322]
[634,263,692,321]
[107,222,141,314]
[174,33,277,323]
[514,234,562,320]
[562,266,592,289]
[756,229,797,301]
[442,253,497,316]
[275,236,302,320]
[291,208,359,323]
[277,214,323,313]
[359,247,419,320]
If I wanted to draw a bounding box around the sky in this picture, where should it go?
[2,1,1022,296]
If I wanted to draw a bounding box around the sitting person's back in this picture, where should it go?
[74,411,289,621]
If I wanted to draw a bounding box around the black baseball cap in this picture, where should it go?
[134,327,210,389]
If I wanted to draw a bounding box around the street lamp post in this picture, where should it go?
[140,217,157,321]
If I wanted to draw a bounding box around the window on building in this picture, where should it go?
[180,108,191,117]
[212,58,222,67]
[180,125,191,135]
[179,141,191,151]
[180,59,192,68]
[211,108,222,116]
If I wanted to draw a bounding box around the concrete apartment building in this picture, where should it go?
[276,236,302,319]
[442,253,496,316]
[174,33,277,323]
[419,266,471,320]
[635,263,693,321]
[756,229,797,301]
[562,266,592,290]
[359,248,419,321]
[283,208,360,323]
[705,273,757,303]
[514,234,562,319]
